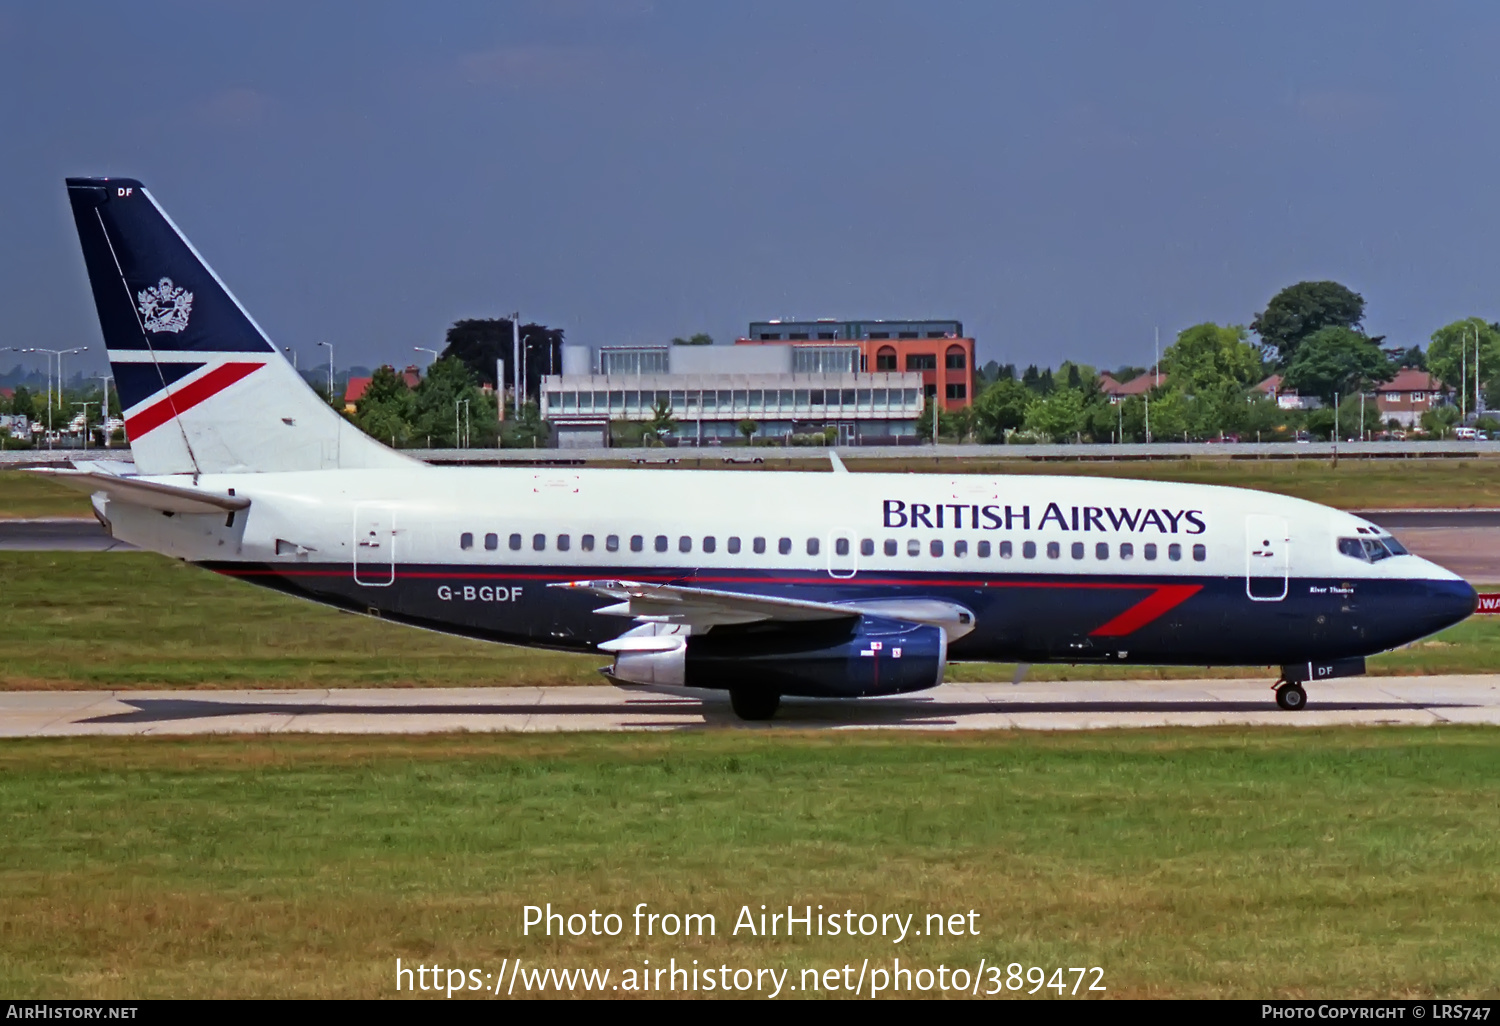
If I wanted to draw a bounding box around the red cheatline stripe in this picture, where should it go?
[1089,584,1202,637]
[125,361,263,439]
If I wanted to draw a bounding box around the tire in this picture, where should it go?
[729,689,781,721]
[1275,683,1307,711]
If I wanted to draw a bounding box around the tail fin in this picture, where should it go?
[65,177,418,476]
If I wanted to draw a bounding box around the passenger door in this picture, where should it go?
[1245,514,1289,601]
[353,504,397,587]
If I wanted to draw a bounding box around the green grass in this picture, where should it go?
[2,729,1498,997]
[2,552,1496,690]
[9,456,1500,519]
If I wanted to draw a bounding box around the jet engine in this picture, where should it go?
[607,615,947,699]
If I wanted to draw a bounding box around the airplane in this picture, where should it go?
[41,176,1477,720]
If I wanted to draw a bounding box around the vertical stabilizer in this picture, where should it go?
[65,177,419,475]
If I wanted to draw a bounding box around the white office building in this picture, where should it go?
[542,343,924,448]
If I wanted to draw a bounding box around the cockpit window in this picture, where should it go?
[1339,536,1407,562]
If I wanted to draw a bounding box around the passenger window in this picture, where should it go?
[533,533,546,551]
[754,537,766,554]
[581,534,595,552]
[778,537,791,555]
[485,533,498,551]
[655,535,669,553]
[835,537,850,556]
[460,532,474,550]
[954,539,968,557]
[1023,541,1036,559]
[679,536,692,553]
[1047,541,1061,559]
[999,540,1012,558]
[977,540,991,557]
[1192,543,1206,562]
[930,539,944,557]
[1168,543,1182,561]
[807,537,819,556]
[606,535,620,552]
[557,534,570,551]
[703,536,716,553]
[1095,542,1108,560]
[885,539,898,556]
[907,539,921,556]
[630,535,644,552]
[1071,542,1085,560]
[1120,542,1134,560]
[860,538,874,557]
[1144,543,1158,560]
[727,536,741,554]
[509,533,522,551]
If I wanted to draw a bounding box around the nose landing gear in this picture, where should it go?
[1274,680,1307,711]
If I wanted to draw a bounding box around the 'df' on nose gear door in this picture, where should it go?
[1245,514,1289,601]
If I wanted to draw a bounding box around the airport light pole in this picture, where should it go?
[74,401,96,450]
[283,346,298,370]
[414,346,440,369]
[24,347,86,447]
[317,341,334,403]
[98,375,113,447]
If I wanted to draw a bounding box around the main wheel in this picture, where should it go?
[729,689,781,721]
[1275,682,1307,711]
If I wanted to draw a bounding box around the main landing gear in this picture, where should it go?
[729,689,781,721]
[1273,681,1307,711]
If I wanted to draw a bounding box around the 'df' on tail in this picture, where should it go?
[65,177,417,476]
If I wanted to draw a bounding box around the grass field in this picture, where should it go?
[3,729,1498,998]
[8,456,1500,518]
[2,552,1495,690]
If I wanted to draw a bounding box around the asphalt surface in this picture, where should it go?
[3,678,1499,735]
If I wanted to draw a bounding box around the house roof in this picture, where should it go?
[1253,374,1283,394]
[1376,367,1446,393]
[1101,371,1164,397]
[344,365,421,403]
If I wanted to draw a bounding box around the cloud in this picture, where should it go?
[190,87,272,128]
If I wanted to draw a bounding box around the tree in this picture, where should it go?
[441,317,564,399]
[9,385,36,420]
[1023,388,1086,442]
[1252,281,1365,366]
[1421,404,1460,439]
[1161,323,1263,394]
[645,397,676,445]
[1427,318,1500,415]
[355,365,417,447]
[671,333,713,346]
[412,356,497,447]
[738,419,757,443]
[502,401,548,448]
[1281,326,1392,405]
[970,377,1033,442]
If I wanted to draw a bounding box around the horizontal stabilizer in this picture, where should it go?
[30,469,249,514]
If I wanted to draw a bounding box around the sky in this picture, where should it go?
[4,0,1500,381]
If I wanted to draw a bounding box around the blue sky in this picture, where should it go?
[4,1,1500,379]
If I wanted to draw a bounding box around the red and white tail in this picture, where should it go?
[65,177,418,476]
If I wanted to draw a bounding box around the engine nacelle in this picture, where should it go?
[610,616,946,698]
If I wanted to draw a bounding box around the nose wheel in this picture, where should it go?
[1274,681,1307,711]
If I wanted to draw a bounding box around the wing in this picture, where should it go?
[551,579,976,639]
[550,579,856,628]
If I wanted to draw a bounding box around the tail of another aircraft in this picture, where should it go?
[65,177,418,476]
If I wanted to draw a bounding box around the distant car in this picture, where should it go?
[1455,427,1478,441]
[1294,431,1311,443]
[1205,434,1238,444]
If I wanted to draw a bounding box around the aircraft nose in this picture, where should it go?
[1423,577,1479,632]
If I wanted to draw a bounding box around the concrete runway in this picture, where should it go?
[4,677,1499,736]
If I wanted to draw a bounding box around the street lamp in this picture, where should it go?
[414,346,440,367]
[317,341,334,402]
[75,401,96,450]
[22,347,86,446]
[98,375,114,447]
[283,346,297,370]
[456,398,470,449]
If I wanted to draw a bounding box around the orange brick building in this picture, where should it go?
[737,319,976,412]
